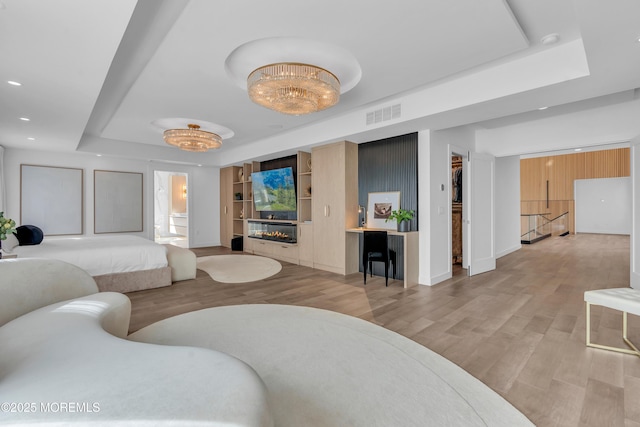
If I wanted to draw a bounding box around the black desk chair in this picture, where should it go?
[363,231,397,287]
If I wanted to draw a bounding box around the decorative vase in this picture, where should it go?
[238,169,244,182]
[397,221,410,232]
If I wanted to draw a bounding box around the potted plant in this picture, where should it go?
[235,192,242,200]
[0,211,17,259]
[386,208,414,232]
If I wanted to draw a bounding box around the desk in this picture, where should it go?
[346,228,419,288]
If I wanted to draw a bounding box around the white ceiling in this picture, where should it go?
[1,0,640,166]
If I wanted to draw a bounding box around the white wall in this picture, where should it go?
[495,156,522,258]
[575,177,632,235]
[632,139,640,289]
[4,148,220,248]
[418,130,431,285]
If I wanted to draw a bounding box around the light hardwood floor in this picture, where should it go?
[128,234,638,427]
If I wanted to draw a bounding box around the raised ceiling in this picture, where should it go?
[1,0,639,166]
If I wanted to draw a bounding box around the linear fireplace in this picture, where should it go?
[247,220,297,244]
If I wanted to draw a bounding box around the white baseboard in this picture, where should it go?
[418,274,436,286]
[190,240,220,248]
[496,244,522,259]
[430,271,452,286]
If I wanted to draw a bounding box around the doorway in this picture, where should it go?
[154,170,189,248]
[451,154,465,276]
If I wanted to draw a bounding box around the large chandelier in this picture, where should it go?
[163,124,222,152]
[247,63,340,115]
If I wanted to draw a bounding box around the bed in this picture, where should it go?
[10,235,172,293]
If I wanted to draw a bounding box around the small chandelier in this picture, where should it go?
[163,124,222,152]
[247,63,340,115]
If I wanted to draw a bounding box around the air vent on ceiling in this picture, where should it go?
[366,104,401,126]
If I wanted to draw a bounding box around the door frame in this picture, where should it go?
[449,145,469,271]
[152,168,190,248]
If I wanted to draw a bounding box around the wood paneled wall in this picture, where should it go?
[520,148,629,234]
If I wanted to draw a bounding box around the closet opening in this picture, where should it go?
[452,154,464,276]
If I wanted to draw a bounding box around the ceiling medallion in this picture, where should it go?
[225,37,362,116]
[248,63,340,115]
[163,124,222,152]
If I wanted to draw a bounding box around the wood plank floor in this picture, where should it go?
[128,233,638,427]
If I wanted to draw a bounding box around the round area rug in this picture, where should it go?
[130,305,534,427]
[196,255,281,283]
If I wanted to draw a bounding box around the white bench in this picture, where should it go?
[584,287,640,356]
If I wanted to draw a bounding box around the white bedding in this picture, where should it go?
[12,235,168,276]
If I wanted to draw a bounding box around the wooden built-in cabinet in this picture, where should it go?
[219,167,235,248]
[297,151,313,266]
[252,239,299,265]
[220,162,259,248]
[312,141,359,275]
[520,148,630,234]
[222,145,358,273]
[298,223,313,267]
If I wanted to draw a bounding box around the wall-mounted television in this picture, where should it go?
[251,167,297,212]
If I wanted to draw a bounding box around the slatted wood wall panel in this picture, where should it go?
[520,156,548,200]
[357,132,418,279]
[584,148,630,178]
[520,148,629,234]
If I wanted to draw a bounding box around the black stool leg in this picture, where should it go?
[363,257,367,285]
[385,261,389,287]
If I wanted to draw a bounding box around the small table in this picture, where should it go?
[346,228,419,288]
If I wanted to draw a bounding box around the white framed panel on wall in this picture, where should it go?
[575,177,631,235]
[94,170,143,233]
[20,164,84,235]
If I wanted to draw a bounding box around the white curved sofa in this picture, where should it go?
[0,258,272,426]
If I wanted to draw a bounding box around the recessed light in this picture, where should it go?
[27,137,35,141]
[7,80,21,86]
[541,33,560,45]
[538,106,548,110]
[197,164,202,167]
[574,148,582,152]
[19,117,30,121]
[96,154,102,157]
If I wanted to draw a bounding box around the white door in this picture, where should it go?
[468,152,496,276]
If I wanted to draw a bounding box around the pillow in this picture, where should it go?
[2,232,19,253]
[16,225,44,246]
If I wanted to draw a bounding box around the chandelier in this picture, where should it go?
[163,124,222,152]
[247,63,340,115]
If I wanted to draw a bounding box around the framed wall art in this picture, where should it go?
[367,191,400,230]
[94,170,143,233]
[20,164,84,235]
